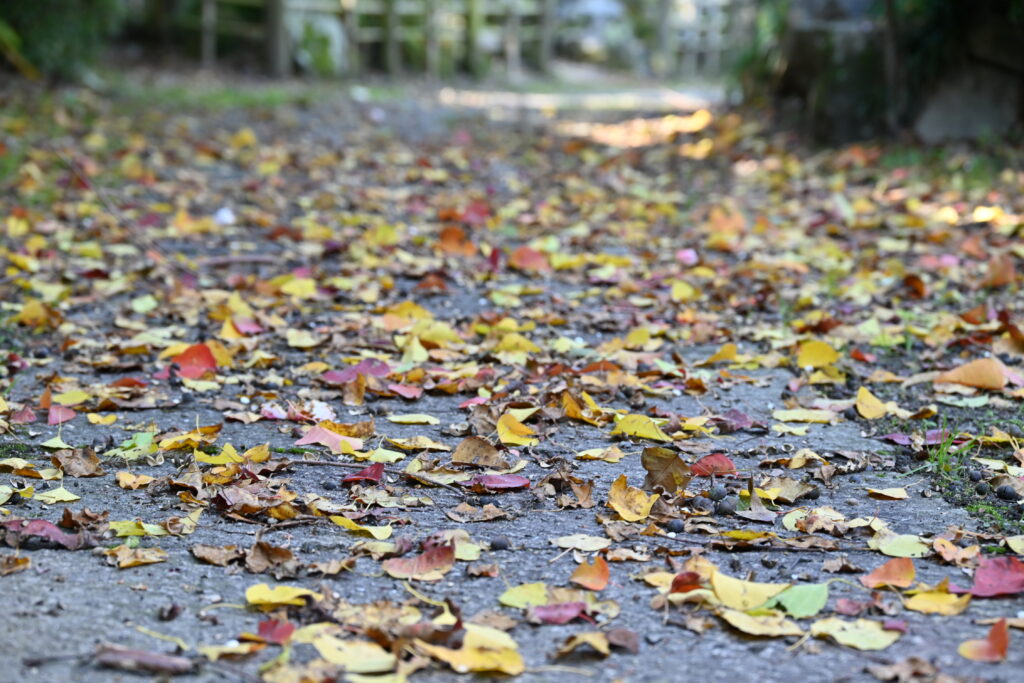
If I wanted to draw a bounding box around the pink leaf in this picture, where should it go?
[691,453,736,477]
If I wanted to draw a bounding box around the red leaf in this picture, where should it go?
[342,463,384,485]
[691,453,736,477]
[257,619,295,645]
[172,343,217,379]
[669,571,703,594]
[528,602,588,625]
[961,556,1024,597]
[0,518,96,550]
[294,426,363,453]
[463,474,530,492]
[110,377,147,388]
[388,383,423,399]
[48,405,76,425]
[10,406,37,424]
[322,358,390,384]
[381,544,455,580]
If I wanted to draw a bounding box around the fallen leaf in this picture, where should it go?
[860,558,916,589]
[958,619,1009,662]
[811,618,902,650]
[607,474,659,522]
[570,556,610,591]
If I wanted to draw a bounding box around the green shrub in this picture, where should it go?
[0,0,123,80]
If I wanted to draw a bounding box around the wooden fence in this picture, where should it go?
[154,0,753,80]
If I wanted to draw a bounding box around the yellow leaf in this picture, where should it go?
[610,414,672,442]
[329,515,393,540]
[245,584,323,609]
[855,386,887,419]
[866,487,908,500]
[103,545,168,569]
[575,446,625,463]
[416,625,524,675]
[115,471,154,489]
[797,340,839,368]
[280,277,317,299]
[711,571,789,611]
[386,436,449,451]
[313,635,397,673]
[499,582,549,608]
[607,474,658,522]
[771,409,836,424]
[52,390,90,406]
[905,589,970,616]
[494,332,540,353]
[811,618,901,650]
[195,443,244,465]
[286,328,321,348]
[34,486,80,504]
[718,608,803,637]
[87,413,117,425]
[496,413,538,447]
[698,342,737,365]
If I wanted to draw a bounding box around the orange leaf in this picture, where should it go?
[173,343,218,380]
[934,357,1008,391]
[958,619,1009,662]
[860,557,915,589]
[569,556,609,591]
[508,246,549,272]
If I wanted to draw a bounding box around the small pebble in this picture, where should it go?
[708,484,728,502]
[714,498,736,516]
[646,633,663,645]
[760,557,777,569]
[996,485,1021,502]
[323,481,338,491]
[300,542,317,553]
[691,497,714,512]
[968,469,983,482]
[804,487,821,500]
[842,407,858,421]
[490,536,511,551]
[975,482,991,496]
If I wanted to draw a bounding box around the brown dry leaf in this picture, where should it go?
[0,554,30,576]
[554,632,610,658]
[191,544,245,567]
[444,502,509,523]
[640,447,692,492]
[245,541,299,578]
[51,449,105,477]
[452,436,509,468]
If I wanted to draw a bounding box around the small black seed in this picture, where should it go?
[996,485,1021,502]
[804,487,821,500]
[842,407,858,421]
[968,469,983,482]
[975,482,991,496]
[714,498,736,516]
[323,481,338,491]
[665,518,685,533]
[708,484,728,502]
[490,536,511,551]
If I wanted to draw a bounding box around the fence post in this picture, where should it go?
[653,0,677,78]
[201,0,217,69]
[504,0,522,79]
[425,0,440,79]
[266,0,289,77]
[385,0,402,75]
[538,0,556,74]
[342,0,361,75]
[465,0,484,77]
